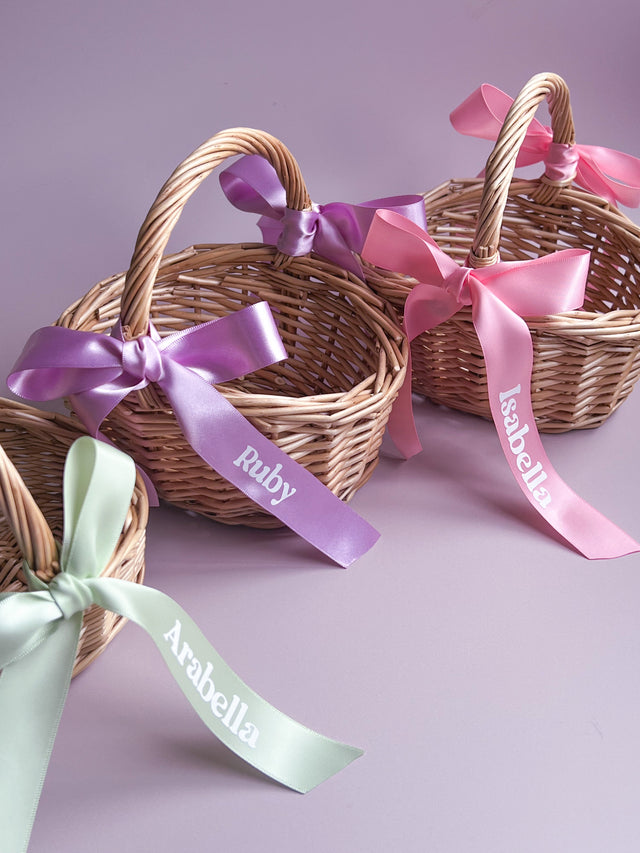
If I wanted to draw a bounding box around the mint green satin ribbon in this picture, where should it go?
[0,438,362,853]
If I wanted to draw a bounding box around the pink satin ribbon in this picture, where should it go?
[220,155,428,277]
[362,210,639,559]
[450,83,640,207]
[8,303,379,567]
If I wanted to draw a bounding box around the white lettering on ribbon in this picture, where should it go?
[498,385,551,509]
[163,620,260,748]
[232,445,297,506]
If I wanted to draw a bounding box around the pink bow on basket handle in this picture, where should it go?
[361,209,640,561]
[450,80,640,207]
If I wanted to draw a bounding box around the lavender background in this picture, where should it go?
[3,1,640,851]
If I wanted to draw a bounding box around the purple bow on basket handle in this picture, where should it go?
[9,128,382,568]
[220,154,427,277]
[450,74,640,208]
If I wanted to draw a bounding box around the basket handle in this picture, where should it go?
[470,72,575,267]
[120,128,312,339]
[0,444,59,581]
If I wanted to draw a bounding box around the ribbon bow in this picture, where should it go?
[450,83,640,208]
[219,154,427,277]
[362,210,640,560]
[8,303,378,568]
[0,437,363,853]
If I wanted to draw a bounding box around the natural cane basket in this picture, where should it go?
[0,399,148,676]
[56,129,407,527]
[370,72,640,433]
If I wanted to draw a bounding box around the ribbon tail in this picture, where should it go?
[387,283,460,458]
[471,283,640,559]
[0,616,82,853]
[371,218,463,458]
[159,359,379,567]
[361,209,465,458]
[387,346,421,458]
[88,578,363,793]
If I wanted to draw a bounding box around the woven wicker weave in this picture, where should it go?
[0,399,148,676]
[370,72,640,433]
[56,129,407,527]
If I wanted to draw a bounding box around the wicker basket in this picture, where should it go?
[56,129,407,528]
[370,72,640,433]
[0,399,148,675]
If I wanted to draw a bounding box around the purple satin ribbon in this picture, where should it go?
[219,155,428,277]
[8,303,379,567]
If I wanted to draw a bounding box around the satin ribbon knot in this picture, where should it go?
[121,334,165,385]
[362,209,640,560]
[9,301,379,567]
[279,206,320,256]
[450,83,640,208]
[443,265,473,304]
[0,438,363,853]
[0,572,95,666]
[46,572,94,620]
[219,154,427,277]
[544,143,580,184]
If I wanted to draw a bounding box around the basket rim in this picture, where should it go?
[56,242,410,406]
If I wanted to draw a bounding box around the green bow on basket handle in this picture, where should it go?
[0,437,362,853]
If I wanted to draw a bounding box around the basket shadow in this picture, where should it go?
[382,398,579,555]
[157,730,287,793]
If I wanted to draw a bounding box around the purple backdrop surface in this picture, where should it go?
[2,1,640,851]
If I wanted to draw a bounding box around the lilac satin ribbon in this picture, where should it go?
[8,303,379,567]
[362,210,640,560]
[450,83,640,207]
[219,154,427,277]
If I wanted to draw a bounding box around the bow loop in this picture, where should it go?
[363,210,588,318]
[0,437,133,669]
[60,436,136,578]
[451,83,640,207]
